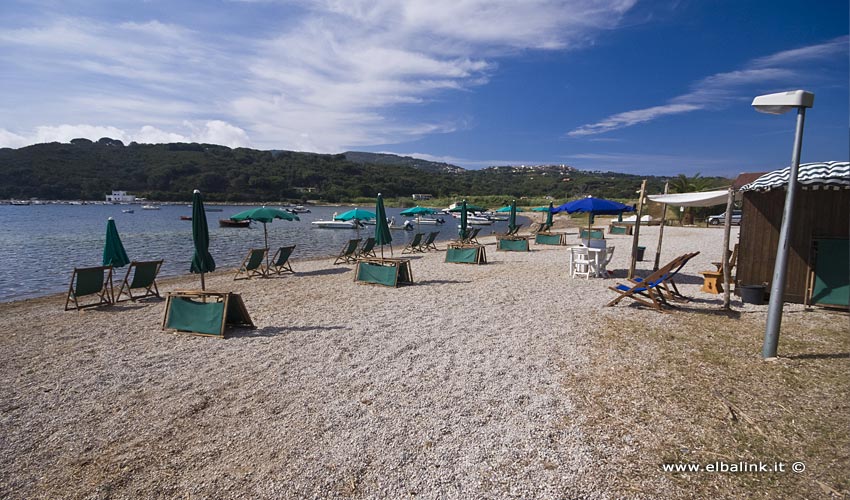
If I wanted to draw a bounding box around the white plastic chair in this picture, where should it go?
[598,245,615,277]
[570,247,593,279]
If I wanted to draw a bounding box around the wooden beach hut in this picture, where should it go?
[736,161,849,307]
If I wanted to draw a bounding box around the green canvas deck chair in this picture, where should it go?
[234,248,268,280]
[116,260,163,302]
[402,232,425,254]
[270,245,296,275]
[464,227,482,244]
[422,231,439,251]
[64,265,114,310]
[357,237,377,258]
[334,238,362,264]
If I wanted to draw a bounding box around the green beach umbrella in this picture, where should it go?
[374,193,392,257]
[190,189,215,290]
[459,200,468,239]
[230,206,299,249]
[399,206,437,216]
[335,208,376,221]
[102,217,130,267]
[508,199,518,232]
[496,205,525,213]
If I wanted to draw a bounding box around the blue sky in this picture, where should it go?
[0,1,847,177]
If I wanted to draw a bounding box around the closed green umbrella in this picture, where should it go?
[190,189,215,290]
[374,193,392,257]
[102,217,130,267]
[546,202,554,227]
[509,199,517,232]
[460,200,468,240]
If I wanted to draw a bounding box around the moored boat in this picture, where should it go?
[122,209,134,214]
[311,220,361,229]
[219,218,251,228]
[287,205,311,213]
[179,215,192,220]
[142,205,160,210]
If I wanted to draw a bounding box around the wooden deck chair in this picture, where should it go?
[334,238,362,265]
[606,255,686,311]
[464,227,482,244]
[269,245,296,274]
[234,248,268,280]
[422,231,439,251]
[357,237,377,258]
[116,260,163,302]
[402,232,425,254]
[65,265,114,310]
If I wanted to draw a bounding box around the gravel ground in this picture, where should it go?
[0,225,742,499]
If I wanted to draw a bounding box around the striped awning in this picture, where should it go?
[739,161,850,192]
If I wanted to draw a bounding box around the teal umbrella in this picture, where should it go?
[449,203,486,213]
[459,200,468,239]
[190,189,215,290]
[508,199,517,232]
[230,206,299,249]
[374,193,392,257]
[531,206,550,212]
[335,208,376,221]
[102,217,130,267]
[496,205,525,213]
[399,206,437,216]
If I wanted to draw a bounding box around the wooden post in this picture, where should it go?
[721,187,735,310]
[653,181,669,271]
[628,179,647,279]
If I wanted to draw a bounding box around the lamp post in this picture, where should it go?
[752,90,814,359]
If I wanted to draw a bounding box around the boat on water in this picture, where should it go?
[179,215,192,221]
[467,215,493,225]
[219,218,251,228]
[142,205,161,210]
[286,205,311,214]
[414,216,446,225]
[311,220,361,229]
[10,200,31,205]
[122,209,135,214]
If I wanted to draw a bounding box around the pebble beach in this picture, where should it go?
[4,224,820,499]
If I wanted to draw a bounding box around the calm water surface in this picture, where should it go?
[0,204,520,302]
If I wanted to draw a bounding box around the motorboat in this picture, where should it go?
[311,220,361,229]
[179,215,192,221]
[219,218,251,228]
[122,209,135,214]
[142,205,161,210]
[467,215,493,225]
[286,205,311,214]
[414,216,446,225]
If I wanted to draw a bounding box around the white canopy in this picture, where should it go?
[646,189,733,207]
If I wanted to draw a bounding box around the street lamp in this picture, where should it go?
[752,90,814,359]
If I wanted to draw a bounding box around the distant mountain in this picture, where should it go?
[344,151,465,174]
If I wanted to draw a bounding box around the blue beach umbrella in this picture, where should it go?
[190,189,215,290]
[102,217,130,267]
[552,196,633,234]
[374,193,392,257]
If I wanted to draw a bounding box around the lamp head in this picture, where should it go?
[752,90,814,115]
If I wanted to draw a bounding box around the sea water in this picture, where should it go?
[0,203,516,302]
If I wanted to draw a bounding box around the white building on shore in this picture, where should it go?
[105,190,137,203]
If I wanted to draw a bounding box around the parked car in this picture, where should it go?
[708,210,742,225]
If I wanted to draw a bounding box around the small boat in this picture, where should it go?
[287,205,311,213]
[10,200,31,205]
[142,205,161,210]
[219,218,251,228]
[467,215,493,225]
[387,217,415,230]
[414,216,445,225]
[311,220,360,229]
[179,215,192,221]
[122,209,135,214]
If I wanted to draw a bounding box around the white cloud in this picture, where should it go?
[568,38,848,137]
[0,129,30,149]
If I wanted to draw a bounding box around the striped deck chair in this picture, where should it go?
[269,245,296,274]
[65,265,113,310]
[116,260,163,302]
[234,248,268,280]
[606,255,686,311]
[334,238,362,265]
[402,232,425,254]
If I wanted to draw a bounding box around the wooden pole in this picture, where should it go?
[628,180,647,279]
[653,181,669,271]
[721,187,735,310]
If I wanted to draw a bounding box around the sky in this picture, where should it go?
[0,0,847,177]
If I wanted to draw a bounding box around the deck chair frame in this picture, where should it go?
[422,231,439,251]
[334,238,362,265]
[357,237,377,259]
[402,232,425,254]
[65,265,114,310]
[234,248,268,280]
[270,245,296,275]
[606,254,688,311]
[116,260,163,302]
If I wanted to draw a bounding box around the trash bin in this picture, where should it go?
[740,285,766,305]
[636,246,646,261]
